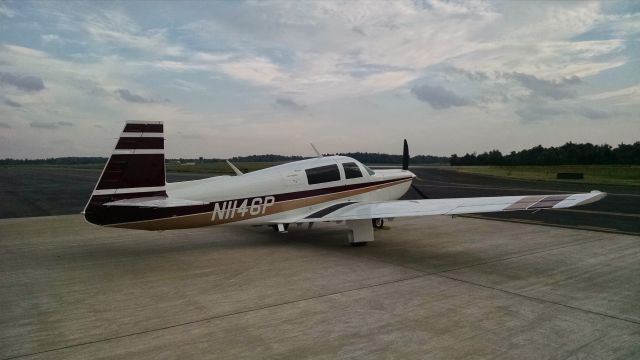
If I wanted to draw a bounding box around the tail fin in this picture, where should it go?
[83,121,166,224]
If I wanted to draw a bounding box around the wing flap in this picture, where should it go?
[299,191,606,222]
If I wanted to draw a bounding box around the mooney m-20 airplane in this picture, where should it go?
[84,121,606,245]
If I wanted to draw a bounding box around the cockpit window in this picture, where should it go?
[361,163,375,176]
[342,162,363,179]
[305,164,341,185]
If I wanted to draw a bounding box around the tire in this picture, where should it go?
[271,224,290,232]
[372,218,384,229]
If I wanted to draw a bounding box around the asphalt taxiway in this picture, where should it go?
[406,167,640,235]
[2,166,638,235]
[1,214,639,359]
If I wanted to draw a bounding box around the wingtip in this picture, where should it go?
[577,190,607,206]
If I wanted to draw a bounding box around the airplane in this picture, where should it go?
[83,121,607,246]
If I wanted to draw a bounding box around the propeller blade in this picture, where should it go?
[411,184,429,199]
[402,139,409,170]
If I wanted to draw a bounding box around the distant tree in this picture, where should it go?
[337,152,448,164]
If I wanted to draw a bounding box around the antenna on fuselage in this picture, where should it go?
[310,143,323,158]
[226,160,244,176]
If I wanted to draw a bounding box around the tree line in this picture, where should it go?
[3,142,637,166]
[0,153,449,165]
[0,157,108,166]
[337,152,448,164]
[450,142,640,166]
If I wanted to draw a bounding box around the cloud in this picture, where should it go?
[351,26,367,36]
[411,84,472,109]
[171,79,206,92]
[41,34,65,45]
[78,9,183,57]
[515,103,567,121]
[115,89,163,104]
[432,68,594,117]
[0,1,637,158]
[0,3,15,18]
[275,98,306,111]
[507,72,581,100]
[587,85,640,106]
[444,67,490,82]
[4,99,21,108]
[0,122,11,129]
[30,121,74,130]
[515,102,620,121]
[0,72,45,92]
[573,107,618,120]
[218,57,286,86]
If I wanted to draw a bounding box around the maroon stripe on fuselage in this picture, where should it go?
[96,154,165,190]
[85,177,412,226]
[115,137,164,150]
[123,123,163,133]
[84,190,169,225]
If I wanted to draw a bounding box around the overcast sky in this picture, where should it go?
[0,0,638,158]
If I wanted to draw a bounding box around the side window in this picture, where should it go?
[305,164,341,185]
[342,162,363,179]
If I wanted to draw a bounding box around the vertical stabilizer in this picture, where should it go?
[83,121,166,224]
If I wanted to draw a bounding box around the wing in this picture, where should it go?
[297,191,606,223]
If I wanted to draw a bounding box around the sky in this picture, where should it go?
[0,0,638,159]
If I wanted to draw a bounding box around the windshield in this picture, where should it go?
[361,163,375,176]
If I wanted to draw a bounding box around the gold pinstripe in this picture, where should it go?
[109,177,412,230]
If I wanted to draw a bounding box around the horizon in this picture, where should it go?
[1,1,639,158]
[1,139,638,161]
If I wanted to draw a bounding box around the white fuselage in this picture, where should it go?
[166,156,414,226]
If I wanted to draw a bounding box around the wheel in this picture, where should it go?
[372,218,384,229]
[271,224,290,232]
[350,242,368,247]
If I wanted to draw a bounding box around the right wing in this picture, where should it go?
[297,191,606,223]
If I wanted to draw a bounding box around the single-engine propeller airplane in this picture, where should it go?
[83,121,606,245]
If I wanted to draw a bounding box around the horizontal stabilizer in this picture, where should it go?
[103,197,206,208]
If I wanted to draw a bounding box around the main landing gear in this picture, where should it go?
[348,218,385,247]
[271,224,289,233]
[350,242,368,247]
[272,219,385,247]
